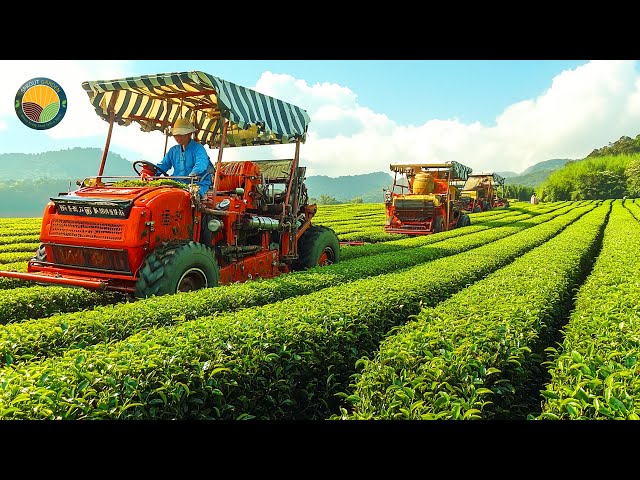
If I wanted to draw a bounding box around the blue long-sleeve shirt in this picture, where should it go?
[156,140,213,197]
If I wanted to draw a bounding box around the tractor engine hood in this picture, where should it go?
[50,185,186,219]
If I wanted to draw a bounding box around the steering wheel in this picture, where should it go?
[132,160,169,176]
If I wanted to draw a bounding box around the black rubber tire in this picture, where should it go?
[134,241,219,298]
[433,216,444,233]
[293,225,340,271]
[457,214,471,228]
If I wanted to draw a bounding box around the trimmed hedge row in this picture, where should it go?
[330,221,388,235]
[0,235,40,246]
[0,202,594,419]
[0,242,39,254]
[0,227,41,237]
[313,204,385,222]
[333,203,576,243]
[337,202,609,420]
[339,224,491,261]
[0,251,37,265]
[0,202,587,365]
[338,228,409,243]
[537,201,640,419]
[337,209,566,262]
[0,210,525,322]
[0,218,41,226]
[331,212,515,241]
[624,199,640,221]
[0,286,126,326]
[0,262,27,273]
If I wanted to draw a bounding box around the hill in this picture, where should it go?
[0,147,588,216]
[0,150,395,215]
[520,159,572,176]
[305,171,393,203]
[304,159,574,202]
[586,134,640,157]
[0,147,134,181]
[496,171,519,178]
[0,148,137,217]
[502,159,573,188]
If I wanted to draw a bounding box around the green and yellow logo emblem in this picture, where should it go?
[15,77,67,130]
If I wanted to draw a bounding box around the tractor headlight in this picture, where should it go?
[216,199,231,210]
[207,218,224,232]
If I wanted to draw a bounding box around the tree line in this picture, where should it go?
[507,134,640,201]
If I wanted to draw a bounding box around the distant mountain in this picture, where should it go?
[520,159,572,176]
[502,159,573,188]
[0,147,578,217]
[304,160,575,201]
[0,148,137,217]
[496,171,519,178]
[0,147,134,182]
[504,170,557,188]
[305,171,393,203]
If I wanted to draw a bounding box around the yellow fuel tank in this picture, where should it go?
[413,172,435,194]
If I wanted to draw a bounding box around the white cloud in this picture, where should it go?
[244,61,640,176]
[2,60,639,178]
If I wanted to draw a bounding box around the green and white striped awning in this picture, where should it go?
[389,161,472,181]
[468,172,506,186]
[491,172,505,186]
[81,71,310,148]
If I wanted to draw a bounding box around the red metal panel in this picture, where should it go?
[218,250,281,284]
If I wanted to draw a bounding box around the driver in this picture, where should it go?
[140,117,214,197]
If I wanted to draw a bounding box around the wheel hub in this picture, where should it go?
[177,267,208,292]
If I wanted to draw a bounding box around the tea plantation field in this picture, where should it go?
[0,199,637,420]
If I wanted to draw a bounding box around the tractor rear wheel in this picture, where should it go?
[134,241,219,298]
[433,216,444,233]
[293,225,340,270]
[457,214,471,228]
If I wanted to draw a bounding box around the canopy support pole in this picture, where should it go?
[97,114,114,180]
[284,138,301,257]
[97,92,119,181]
[210,119,228,201]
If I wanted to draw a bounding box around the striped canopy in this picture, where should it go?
[81,71,311,148]
[389,161,472,181]
[467,172,505,186]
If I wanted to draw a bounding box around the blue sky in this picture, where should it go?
[1,60,638,177]
[131,60,589,125]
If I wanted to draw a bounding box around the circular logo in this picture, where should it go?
[14,77,67,130]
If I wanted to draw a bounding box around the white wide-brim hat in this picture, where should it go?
[171,117,196,135]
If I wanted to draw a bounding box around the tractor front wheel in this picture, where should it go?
[134,241,219,298]
[293,225,340,270]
